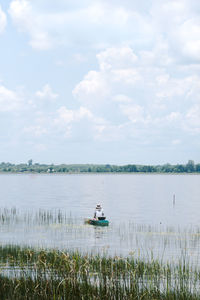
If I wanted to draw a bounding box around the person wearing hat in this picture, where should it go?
[94,204,105,220]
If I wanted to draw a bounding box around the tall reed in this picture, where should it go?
[0,245,199,299]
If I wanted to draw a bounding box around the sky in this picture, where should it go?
[0,0,200,165]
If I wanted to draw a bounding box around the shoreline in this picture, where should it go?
[0,171,199,175]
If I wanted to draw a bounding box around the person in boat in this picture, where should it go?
[94,204,106,220]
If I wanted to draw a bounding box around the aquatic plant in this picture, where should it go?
[0,245,199,299]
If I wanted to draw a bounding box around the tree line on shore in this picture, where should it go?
[0,159,199,173]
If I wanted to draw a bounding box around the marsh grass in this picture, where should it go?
[0,208,73,225]
[0,209,200,298]
[1,208,200,265]
[0,245,199,299]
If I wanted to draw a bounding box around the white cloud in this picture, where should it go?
[97,47,138,71]
[9,0,53,50]
[8,0,152,50]
[8,0,200,69]
[113,95,132,103]
[73,47,140,106]
[0,6,7,34]
[29,32,52,50]
[150,0,200,63]
[73,44,200,141]
[4,0,200,158]
[23,125,47,137]
[178,18,200,61]
[94,123,125,142]
[0,85,23,112]
[73,70,110,105]
[120,104,146,123]
[165,112,182,122]
[111,69,141,85]
[185,104,200,133]
[54,106,93,126]
[53,105,112,140]
[35,84,58,100]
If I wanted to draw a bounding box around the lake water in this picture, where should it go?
[0,173,200,262]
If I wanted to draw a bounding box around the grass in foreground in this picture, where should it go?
[0,245,199,299]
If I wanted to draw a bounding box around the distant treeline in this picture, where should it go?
[0,159,199,173]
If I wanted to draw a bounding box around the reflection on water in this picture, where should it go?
[94,226,106,239]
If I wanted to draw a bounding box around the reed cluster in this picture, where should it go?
[0,245,199,299]
[0,208,73,225]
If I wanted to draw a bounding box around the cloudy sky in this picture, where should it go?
[0,0,200,165]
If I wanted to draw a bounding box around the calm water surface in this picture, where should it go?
[0,174,200,261]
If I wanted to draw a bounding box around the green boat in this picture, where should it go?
[85,219,109,226]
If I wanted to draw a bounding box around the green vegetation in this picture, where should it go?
[0,245,199,299]
[0,159,199,173]
[0,209,199,299]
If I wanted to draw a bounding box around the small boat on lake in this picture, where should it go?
[85,204,109,226]
[85,218,109,226]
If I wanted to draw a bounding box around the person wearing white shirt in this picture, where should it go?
[94,204,105,220]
